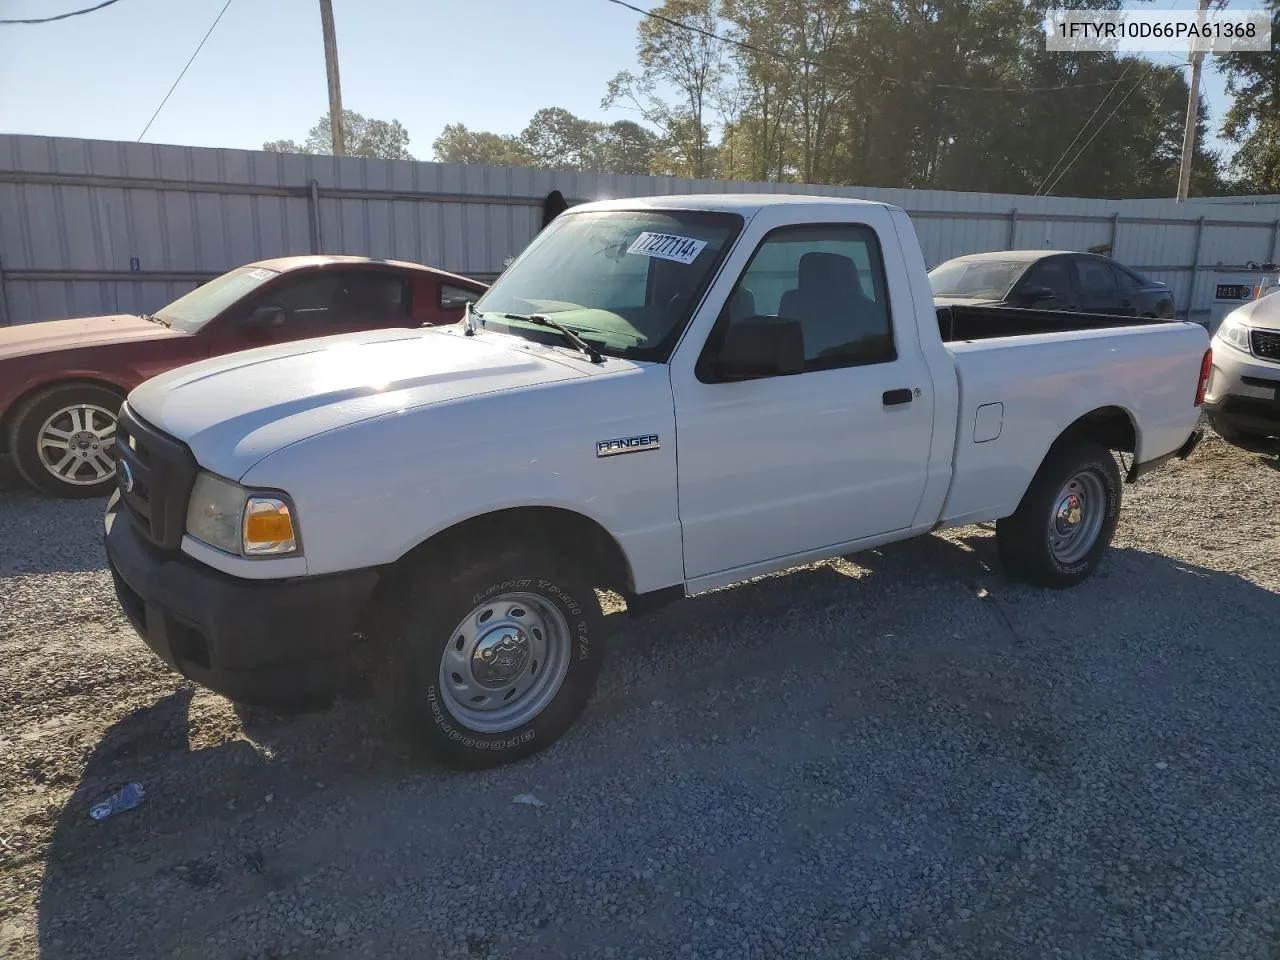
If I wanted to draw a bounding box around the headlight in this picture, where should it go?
[1214,314,1253,354]
[185,471,299,556]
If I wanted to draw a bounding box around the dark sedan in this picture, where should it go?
[929,250,1176,319]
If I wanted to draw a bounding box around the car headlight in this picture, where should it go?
[1214,314,1253,354]
[185,471,299,556]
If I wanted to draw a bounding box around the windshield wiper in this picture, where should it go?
[474,309,604,364]
[140,313,170,327]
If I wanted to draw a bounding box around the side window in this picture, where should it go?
[1077,258,1117,296]
[265,271,409,327]
[1111,264,1143,290]
[1019,259,1073,299]
[440,282,482,311]
[728,224,895,370]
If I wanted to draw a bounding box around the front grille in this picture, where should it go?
[115,406,198,551]
[1251,329,1280,361]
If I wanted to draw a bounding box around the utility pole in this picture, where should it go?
[319,0,345,156]
[1176,0,1213,201]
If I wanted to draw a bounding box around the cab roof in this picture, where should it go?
[569,193,901,217]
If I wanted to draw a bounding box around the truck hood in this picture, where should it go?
[0,314,186,361]
[127,326,593,480]
[1230,290,1280,332]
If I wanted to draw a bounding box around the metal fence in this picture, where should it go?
[4,133,1280,326]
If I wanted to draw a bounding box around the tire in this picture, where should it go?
[995,439,1121,589]
[8,382,124,498]
[392,545,605,769]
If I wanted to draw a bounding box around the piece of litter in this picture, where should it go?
[1155,761,1168,770]
[265,794,274,803]
[512,794,546,808]
[89,782,145,821]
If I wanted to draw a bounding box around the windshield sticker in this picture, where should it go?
[246,267,277,281]
[626,232,708,265]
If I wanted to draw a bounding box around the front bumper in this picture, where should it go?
[1202,343,1280,438]
[104,493,380,708]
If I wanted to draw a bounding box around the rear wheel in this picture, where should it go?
[8,383,123,498]
[996,439,1121,589]
[392,545,605,769]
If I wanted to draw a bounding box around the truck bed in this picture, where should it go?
[936,304,1174,343]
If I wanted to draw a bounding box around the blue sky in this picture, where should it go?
[0,0,1237,168]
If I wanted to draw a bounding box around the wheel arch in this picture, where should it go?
[0,376,129,455]
[368,505,638,624]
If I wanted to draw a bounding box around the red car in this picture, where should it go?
[0,256,486,498]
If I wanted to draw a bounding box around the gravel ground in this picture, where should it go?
[1,433,1279,960]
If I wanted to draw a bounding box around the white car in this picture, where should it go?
[103,194,1211,769]
[1204,291,1280,448]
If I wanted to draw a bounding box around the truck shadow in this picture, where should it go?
[33,532,1280,958]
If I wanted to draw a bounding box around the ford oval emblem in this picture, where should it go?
[118,458,135,494]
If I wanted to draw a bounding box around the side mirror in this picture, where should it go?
[707,315,805,381]
[1017,284,1056,304]
[240,305,286,336]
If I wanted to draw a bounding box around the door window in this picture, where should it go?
[1076,258,1117,298]
[724,224,895,371]
[440,282,482,310]
[262,271,409,329]
[1018,259,1073,300]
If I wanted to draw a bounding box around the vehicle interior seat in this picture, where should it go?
[778,252,876,357]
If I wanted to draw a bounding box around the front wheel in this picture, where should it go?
[393,546,605,769]
[996,440,1121,589]
[8,383,123,498]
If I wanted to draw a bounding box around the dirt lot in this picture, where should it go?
[1,433,1279,960]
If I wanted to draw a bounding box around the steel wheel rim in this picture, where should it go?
[36,403,118,486]
[438,591,572,734]
[1048,470,1106,565]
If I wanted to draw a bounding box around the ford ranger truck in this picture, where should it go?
[103,195,1210,769]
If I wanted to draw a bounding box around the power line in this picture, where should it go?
[604,0,1152,94]
[136,0,234,142]
[1040,62,1158,196]
[1034,59,1138,195]
[0,0,123,25]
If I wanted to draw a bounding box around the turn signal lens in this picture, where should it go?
[243,498,297,555]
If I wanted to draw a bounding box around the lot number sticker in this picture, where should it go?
[627,232,708,265]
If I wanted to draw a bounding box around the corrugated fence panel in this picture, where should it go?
[4,133,1280,325]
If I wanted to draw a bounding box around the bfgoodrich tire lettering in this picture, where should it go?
[996,439,1121,589]
[395,548,604,769]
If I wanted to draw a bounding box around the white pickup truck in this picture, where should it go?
[103,195,1211,769]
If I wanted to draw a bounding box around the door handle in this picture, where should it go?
[883,388,913,406]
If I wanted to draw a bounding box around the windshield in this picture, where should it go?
[155,265,280,333]
[472,209,743,361]
[928,259,1030,300]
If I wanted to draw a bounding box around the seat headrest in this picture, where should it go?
[798,251,860,294]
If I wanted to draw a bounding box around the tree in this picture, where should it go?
[520,108,605,169]
[599,120,661,174]
[432,123,532,166]
[1217,1,1280,193]
[262,110,414,160]
[603,0,725,178]
[431,111,660,174]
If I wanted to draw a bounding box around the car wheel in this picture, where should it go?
[392,544,605,769]
[996,439,1121,589]
[8,383,123,498]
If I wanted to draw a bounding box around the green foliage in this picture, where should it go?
[263,110,414,160]
[425,0,1231,196]
[1216,0,1280,193]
